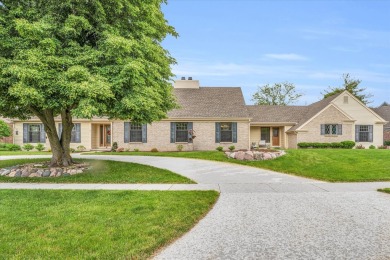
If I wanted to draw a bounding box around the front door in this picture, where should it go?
[99,124,111,147]
[272,128,280,146]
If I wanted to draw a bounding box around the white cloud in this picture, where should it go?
[263,53,308,61]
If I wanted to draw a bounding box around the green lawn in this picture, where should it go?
[0,151,52,156]
[379,188,390,194]
[0,189,218,259]
[92,149,390,182]
[0,159,194,183]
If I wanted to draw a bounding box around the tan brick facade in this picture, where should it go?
[112,120,250,152]
[296,105,353,144]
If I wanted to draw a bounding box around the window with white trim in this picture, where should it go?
[356,125,373,142]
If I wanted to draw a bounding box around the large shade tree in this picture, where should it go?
[251,82,303,105]
[322,73,373,104]
[0,0,178,166]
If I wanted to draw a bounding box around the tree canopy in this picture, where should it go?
[251,82,303,106]
[322,74,372,104]
[0,0,178,166]
[0,119,11,139]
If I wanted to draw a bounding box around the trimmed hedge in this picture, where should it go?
[0,143,22,151]
[298,141,355,149]
[384,141,390,146]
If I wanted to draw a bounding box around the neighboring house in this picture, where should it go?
[373,103,390,142]
[0,117,13,144]
[8,79,388,150]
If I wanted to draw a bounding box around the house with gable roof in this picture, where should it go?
[7,78,388,151]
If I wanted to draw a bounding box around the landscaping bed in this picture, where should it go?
[0,159,194,184]
[0,189,219,259]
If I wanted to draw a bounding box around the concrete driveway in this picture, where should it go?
[1,155,390,259]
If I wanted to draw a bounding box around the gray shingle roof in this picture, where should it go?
[247,105,307,123]
[373,105,390,128]
[168,87,249,118]
[247,92,344,131]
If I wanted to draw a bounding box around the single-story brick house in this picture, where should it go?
[8,79,389,150]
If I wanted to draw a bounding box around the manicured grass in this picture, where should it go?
[379,188,390,194]
[0,189,218,259]
[0,151,51,156]
[0,159,194,183]
[92,149,390,182]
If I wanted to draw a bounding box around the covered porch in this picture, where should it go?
[250,125,287,149]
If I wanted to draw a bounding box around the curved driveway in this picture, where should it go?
[1,155,390,259]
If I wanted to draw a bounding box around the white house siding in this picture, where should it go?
[112,120,250,152]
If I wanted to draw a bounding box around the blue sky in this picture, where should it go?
[162,0,390,107]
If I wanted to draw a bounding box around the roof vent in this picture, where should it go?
[188,77,193,80]
[181,76,185,80]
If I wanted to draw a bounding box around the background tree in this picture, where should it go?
[0,0,177,166]
[322,73,373,104]
[251,82,303,105]
[0,119,11,140]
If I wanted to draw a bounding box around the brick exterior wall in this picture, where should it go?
[384,129,390,142]
[112,120,250,152]
[297,105,353,144]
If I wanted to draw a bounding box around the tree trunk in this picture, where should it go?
[31,108,74,167]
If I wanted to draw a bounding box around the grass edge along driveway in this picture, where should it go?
[89,149,390,182]
[0,159,195,184]
[0,189,219,259]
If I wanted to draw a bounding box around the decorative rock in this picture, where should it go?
[21,170,30,177]
[243,153,254,161]
[43,170,51,177]
[1,169,10,176]
[226,150,286,161]
[15,170,22,177]
[0,162,90,178]
[235,151,245,160]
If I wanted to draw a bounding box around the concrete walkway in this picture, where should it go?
[1,155,390,259]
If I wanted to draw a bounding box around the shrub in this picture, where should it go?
[23,144,34,151]
[35,143,45,151]
[76,145,86,152]
[151,148,158,152]
[369,145,376,149]
[378,145,387,149]
[6,144,22,151]
[70,148,76,153]
[355,144,365,149]
[298,141,355,149]
[384,141,390,146]
[340,141,355,149]
[133,148,140,152]
[216,146,223,152]
[228,145,235,151]
[116,147,124,152]
[111,142,118,152]
[177,144,184,152]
